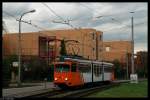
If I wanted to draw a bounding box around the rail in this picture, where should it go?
[22,79,147,98]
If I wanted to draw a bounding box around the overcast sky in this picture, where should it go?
[2,2,148,53]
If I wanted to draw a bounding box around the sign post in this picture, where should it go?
[13,62,19,67]
[130,74,138,83]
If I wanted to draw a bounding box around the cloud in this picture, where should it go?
[134,43,147,53]
[3,3,31,19]
[2,2,147,52]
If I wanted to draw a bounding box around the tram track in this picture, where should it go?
[25,79,145,98]
[20,79,147,98]
[27,82,120,98]
[51,82,120,98]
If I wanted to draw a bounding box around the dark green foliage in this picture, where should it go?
[135,51,147,78]
[140,52,147,78]
[136,68,146,78]
[2,55,18,87]
[22,57,49,81]
[48,64,54,81]
[60,39,67,56]
[113,59,126,79]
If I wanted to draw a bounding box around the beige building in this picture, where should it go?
[3,28,132,64]
[103,40,132,63]
[3,28,103,62]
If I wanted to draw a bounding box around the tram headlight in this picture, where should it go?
[65,77,68,81]
[54,77,57,80]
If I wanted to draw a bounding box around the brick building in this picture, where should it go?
[134,51,147,71]
[103,40,132,63]
[3,28,103,63]
[3,28,132,64]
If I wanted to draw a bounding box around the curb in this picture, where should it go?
[4,88,53,98]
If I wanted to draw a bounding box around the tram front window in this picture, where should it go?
[55,64,70,72]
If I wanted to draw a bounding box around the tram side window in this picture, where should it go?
[104,66,112,72]
[98,65,101,74]
[94,65,100,77]
[78,64,91,73]
[71,63,76,72]
[94,65,98,76]
[93,65,96,75]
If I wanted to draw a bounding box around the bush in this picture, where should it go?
[47,64,54,81]
[22,57,50,81]
[136,68,145,78]
[2,55,18,87]
[3,58,11,87]
[113,59,126,79]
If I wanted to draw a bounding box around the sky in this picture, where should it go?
[2,2,148,53]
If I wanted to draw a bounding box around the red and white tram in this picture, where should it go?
[53,58,114,88]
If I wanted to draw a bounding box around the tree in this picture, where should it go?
[25,57,48,81]
[113,59,124,79]
[60,39,67,56]
[21,56,48,81]
[2,55,18,87]
[136,68,145,78]
[48,64,54,81]
[135,51,148,78]
[3,57,11,87]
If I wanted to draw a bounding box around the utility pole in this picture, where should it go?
[131,13,134,74]
[18,10,36,86]
[130,12,138,83]
[82,32,84,58]
[126,49,128,79]
[101,34,104,81]
[96,32,98,60]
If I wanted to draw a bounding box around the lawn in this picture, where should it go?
[88,80,148,98]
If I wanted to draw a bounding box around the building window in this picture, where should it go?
[92,32,95,40]
[99,35,102,41]
[99,48,102,52]
[106,47,110,52]
[93,47,95,51]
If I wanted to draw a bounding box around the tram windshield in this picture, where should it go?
[55,64,70,72]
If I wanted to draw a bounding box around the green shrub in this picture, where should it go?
[2,55,17,87]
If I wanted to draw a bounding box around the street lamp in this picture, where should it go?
[130,12,134,74]
[129,12,138,83]
[18,9,36,86]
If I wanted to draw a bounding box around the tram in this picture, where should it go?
[53,58,114,88]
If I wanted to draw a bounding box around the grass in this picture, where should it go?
[88,80,148,98]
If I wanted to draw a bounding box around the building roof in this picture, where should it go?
[3,28,103,36]
[103,40,131,43]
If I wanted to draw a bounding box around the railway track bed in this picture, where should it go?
[27,82,120,98]
[20,79,147,98]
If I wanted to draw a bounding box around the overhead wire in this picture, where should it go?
[42,3,92,57]
[79,3,135,29]
[103,21,146,32]
[79,3,114,19]
[42,3,65,22]
[3,11,58,35]
[3,11,17,20]
[41,3,86,34]
[79,3,146,42]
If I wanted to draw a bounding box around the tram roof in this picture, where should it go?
[64,58,113,66]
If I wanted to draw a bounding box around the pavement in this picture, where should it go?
[2,82,57,98]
